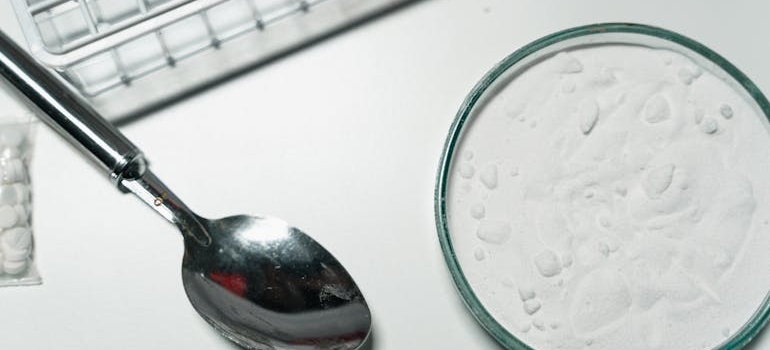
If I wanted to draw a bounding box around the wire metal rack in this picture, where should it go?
[12,0,413,119]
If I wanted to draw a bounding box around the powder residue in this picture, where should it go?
[476,219,511,244]
[447,44,770,350]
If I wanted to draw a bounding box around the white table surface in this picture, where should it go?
[1,1,769,349]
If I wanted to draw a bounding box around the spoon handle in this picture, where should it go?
[0,31,211,244]
[0,31,147,188]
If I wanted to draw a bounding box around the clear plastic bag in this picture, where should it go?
[0,86,40,286]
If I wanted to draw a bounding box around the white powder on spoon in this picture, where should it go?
[446,44,770,350]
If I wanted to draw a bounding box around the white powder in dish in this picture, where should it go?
[446,45,770,350]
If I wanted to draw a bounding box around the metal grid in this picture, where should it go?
[11,0,413,118]
[20,0,329,95]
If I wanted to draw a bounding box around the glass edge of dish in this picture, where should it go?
[433,22,770,350]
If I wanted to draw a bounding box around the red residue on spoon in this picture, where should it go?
[209,271,248,297]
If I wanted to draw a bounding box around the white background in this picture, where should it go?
[1,0,769,349]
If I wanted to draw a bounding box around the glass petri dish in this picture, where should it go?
[435,23,770,350]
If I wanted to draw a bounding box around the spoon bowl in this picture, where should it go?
[182,215,370,349]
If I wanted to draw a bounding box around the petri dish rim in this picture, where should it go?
[434,22,770,350]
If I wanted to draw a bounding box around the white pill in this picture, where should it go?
[0,147,21,159]
[1,227,32,251]
[12,183,28,204]
[1,158,26,183]
[12,159,27,181]
[3,259,27,275]
[0,185,16,205]
[0,205,18,228]
[13,205,28,224]
[4,247,29,261]
[1,228,31,262]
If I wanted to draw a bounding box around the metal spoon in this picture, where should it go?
[0,31,371,350]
